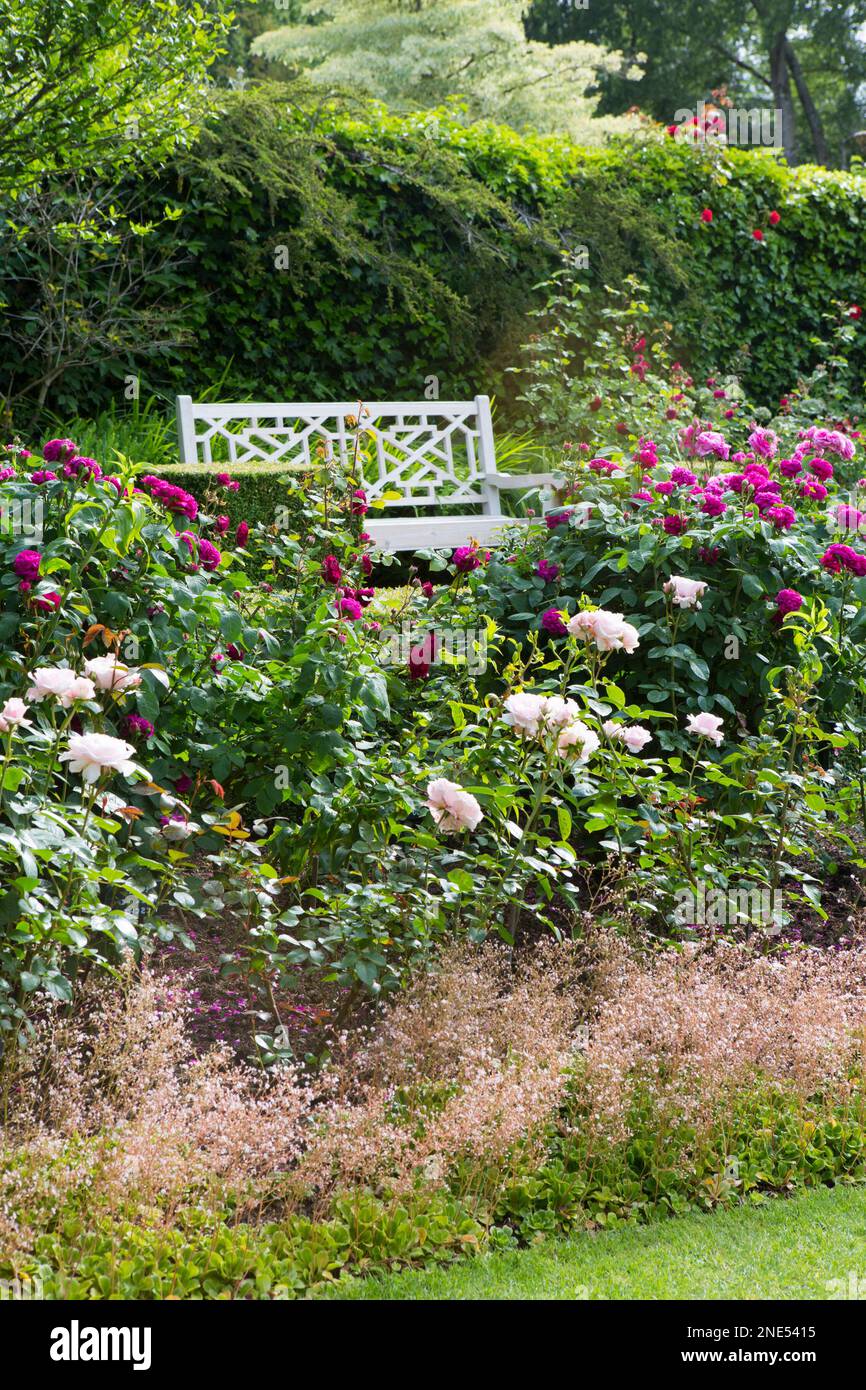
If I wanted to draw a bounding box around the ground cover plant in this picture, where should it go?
[3,934,866,1299]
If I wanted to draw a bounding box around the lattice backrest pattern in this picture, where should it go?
[176,397,498,510]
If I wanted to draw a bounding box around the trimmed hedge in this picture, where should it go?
[4,93,866,424]
[148,463,304,583]
[151,462,299,533]
[153,99,866,411]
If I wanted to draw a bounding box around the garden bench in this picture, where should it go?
[175,394,557,551]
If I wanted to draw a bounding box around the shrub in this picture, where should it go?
[6,386,866,1030]
[0,447,250,1032]
[454,277,866,925]
[148,109,866,414]
[0,429,416,1030]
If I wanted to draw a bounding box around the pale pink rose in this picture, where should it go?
[504,692,547,736]
[686,712,724,746]
[58,676,97,708]
[26,667,78,703]
[604,721,652,753]
[161,819,195,842]
[0,698,31,733]
[84,655,142,692]
[59,732,137,783]
[567,611,598,638]
[556,720,600,761]
[569,608,636,650]
[663,576,707,609]
[590,610,640,653]
[622,725,652,753]
[542,695,581,729]
[426,777,483,833]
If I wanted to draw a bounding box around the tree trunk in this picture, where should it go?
[770,31,796,163]
[784,37,830,165]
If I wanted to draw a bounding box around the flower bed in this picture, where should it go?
[2,375,866,1035]
[3,370,866,1298]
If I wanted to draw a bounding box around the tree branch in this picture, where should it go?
[784,36,829,165]
[709,43,771,90]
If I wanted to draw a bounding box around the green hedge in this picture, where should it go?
[151,462,298,533]
[153,97,866,410]
[148,463,304,584]
[4,92,866,424]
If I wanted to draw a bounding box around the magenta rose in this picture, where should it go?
[12,549,41,582]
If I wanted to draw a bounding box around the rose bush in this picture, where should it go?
[3,377,866,1044]
[463,322,866,926]
[0,424,674,1029]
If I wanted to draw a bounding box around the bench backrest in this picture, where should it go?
[175,395,499,513]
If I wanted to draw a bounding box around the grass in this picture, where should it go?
[325,1185,866,1300]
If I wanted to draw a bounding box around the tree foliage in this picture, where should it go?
[253,0,640,144]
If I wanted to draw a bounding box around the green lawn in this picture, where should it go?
[326,1185,866,1300]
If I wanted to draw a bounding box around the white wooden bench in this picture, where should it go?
[175,394,556,551]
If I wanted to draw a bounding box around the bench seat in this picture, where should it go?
[364,513,532,553]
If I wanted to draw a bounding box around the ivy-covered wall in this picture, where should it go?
[3,93,865,425]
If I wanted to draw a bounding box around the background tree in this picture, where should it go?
[526,0,866,165]
[212,1,316,85]
[0,181,189,416]
[252,0,641,144]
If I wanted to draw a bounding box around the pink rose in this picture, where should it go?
[504,692,547,736]
[686,711,724,746]
[663,576,707,609]
[426,778,483,833]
